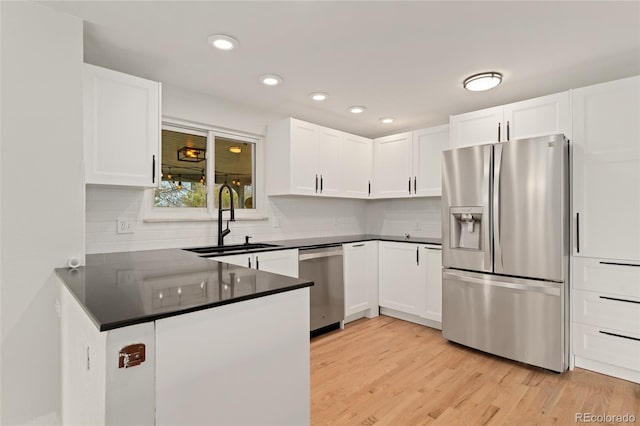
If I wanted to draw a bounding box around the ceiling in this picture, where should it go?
[46,1,640,138]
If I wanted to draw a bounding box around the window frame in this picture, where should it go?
[143,118,266,222]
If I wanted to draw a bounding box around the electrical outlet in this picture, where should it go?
[334,216,339,226]
[272,217,281,228]
[415,220,422,231]
[117,218,135,234]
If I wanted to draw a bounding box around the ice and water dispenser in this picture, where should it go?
[449,207,483,250]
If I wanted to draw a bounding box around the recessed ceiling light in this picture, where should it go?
[348,106,367,114]
[259,74,283,86]
[379,117,395,124]
[463,72,503,91]
[207,34,239,51]
[229,146,242,154]
[310,92,329,101]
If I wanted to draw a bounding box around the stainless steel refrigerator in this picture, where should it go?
[441,134,569,372]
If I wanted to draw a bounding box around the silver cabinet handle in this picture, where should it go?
[352,243,365,247]
[256,256,259,270]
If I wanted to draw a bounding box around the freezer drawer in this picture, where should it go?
[442,269,567,372]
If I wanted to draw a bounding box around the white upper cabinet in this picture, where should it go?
[450,91,570,148]
[83,63,161,187]
[373,132,413,198]
[373,126,450,198]
[316,126,342,197]
[450,106,503,148]
[503,91,570,141]
[413,125,450,196]
[572,76,640,261]
[266,117,373,198]
[289,120,319,195]
[341,134,373,198]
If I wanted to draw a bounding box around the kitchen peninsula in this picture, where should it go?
[57,249,312,426]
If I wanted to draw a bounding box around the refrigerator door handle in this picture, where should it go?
[443,270,561,296]
[482,145,492,271]
[493,144,503,272]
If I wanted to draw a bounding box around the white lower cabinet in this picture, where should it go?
[378,241,442,328]
[210,249,299,277]
[343,241,378,322]
[422,246,442,324]
[572,256,640,383]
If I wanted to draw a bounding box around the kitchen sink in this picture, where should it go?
[184,243,281,255]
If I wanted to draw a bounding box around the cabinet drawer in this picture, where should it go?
[573,257,640,298]
[573,322,640,372]
[574,289,640,335]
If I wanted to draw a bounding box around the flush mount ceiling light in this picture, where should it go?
[310,92,328,101]
[379,117,395,124]
[348,106,367,114]
[463,72,503,91]
[259,74,283,86]
[207,34,239,51]
[229,146,242,154]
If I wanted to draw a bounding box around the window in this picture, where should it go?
[155,129,208,208]
[150,121,261,220]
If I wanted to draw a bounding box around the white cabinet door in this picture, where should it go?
[343,241,378,317]
[413,125,450,196]
[210,253,252,268]
[422,246,442,324]
[378,242,425,316]
[504,91,570,141]
[373,132,413,198]
[450,106,503,148]
[83,64,160,187]
[289,119,319,195]
[572,76,640,261]
[255,249,299,277]
[316,126,342,197]
[341,134,373,198]
[211,249,298,277]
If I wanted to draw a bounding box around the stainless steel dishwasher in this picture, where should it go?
[298,244,344,333]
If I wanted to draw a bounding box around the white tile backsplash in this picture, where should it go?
[366,197,442,238]
[86,187,370,253]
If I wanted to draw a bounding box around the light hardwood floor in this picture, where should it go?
[311,316,639,425]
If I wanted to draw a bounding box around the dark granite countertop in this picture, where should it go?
[56,234,439,332]
[56,248,312,332]
[265,234,441,250]
[201,234,441,257]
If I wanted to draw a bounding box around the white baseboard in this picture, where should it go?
[575,356,640,384]
[379,307,442,330]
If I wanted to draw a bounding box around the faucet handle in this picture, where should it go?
[245,235,252,245]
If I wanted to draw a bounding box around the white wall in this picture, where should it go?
[162,84,285,136]
[366,197,442,238]
[0,2,84,425]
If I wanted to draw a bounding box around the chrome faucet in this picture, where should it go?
[217,183,235,246]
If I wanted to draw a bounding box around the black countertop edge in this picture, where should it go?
[96,281,313,332]
[199,234,441,257]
